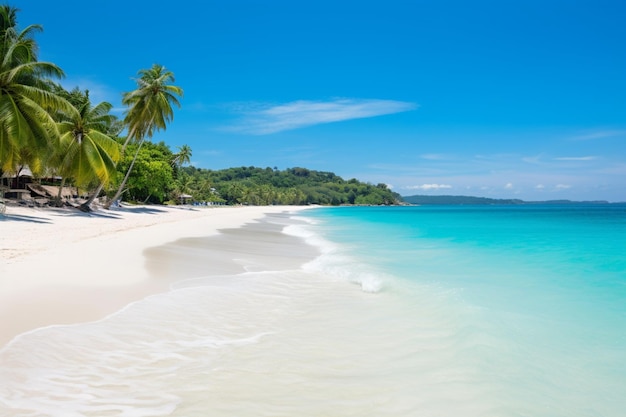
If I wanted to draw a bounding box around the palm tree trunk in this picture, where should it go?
[121,126,136,151]
[104,138,145,209]
[80,182,104,212]
[53,177,66,206]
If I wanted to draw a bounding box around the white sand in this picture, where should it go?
[0,204,304,346]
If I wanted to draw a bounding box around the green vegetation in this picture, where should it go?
[107,64,183,209]
[54,89,121,193]
[0,5,70,172]
[176,166,401,206]
[0,5,184,209]
[0,5,398,208]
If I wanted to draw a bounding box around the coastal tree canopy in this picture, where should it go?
[176,166,401,206]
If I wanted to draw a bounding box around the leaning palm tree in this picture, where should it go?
[106,64,182,208]
[0,5,70,172]
[172,144,192,167]
[55,91,121,208]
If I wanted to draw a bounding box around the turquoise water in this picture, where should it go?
[302,204,626,415]
[1,205,625,416]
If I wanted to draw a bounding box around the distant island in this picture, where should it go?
[401,195,614,205]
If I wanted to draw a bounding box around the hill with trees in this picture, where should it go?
[176,166,401,206]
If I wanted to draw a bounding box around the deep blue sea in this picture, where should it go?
[299,204,626,416]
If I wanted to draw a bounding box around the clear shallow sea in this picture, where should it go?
[302,205,626,416]
[1,205,625,416]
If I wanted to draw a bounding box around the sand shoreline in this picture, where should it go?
[0,204,309,346]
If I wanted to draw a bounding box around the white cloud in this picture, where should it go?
[556,184,572,189]
[571,130,626,141]
[405,184,452,190]
[505,183,514,189]
[555,156,597,161]
[226,98,417,134]
[535,184,545,189]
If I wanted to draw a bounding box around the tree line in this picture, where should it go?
[77,142,400,206]
[177,166,401,206]
[0,5,183,210]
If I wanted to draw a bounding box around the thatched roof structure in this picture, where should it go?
[27,184,76,198]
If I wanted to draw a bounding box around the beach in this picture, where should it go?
[1,204,624,416]
[0,204,309,346]
[1,203,431,417]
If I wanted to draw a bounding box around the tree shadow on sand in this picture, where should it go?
[111,206,199,215]
[115,206,169,214]
[1,205,188,223]
[0,213,52,224]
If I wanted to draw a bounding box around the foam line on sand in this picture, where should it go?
[0,204,307,346]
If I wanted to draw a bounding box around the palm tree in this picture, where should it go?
[0,5,70,172]
[106,64,183,208]
[55,89,121,206]
[172,144,192,167]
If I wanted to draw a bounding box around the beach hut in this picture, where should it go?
[1,167,35,201]
[179,193,193,205]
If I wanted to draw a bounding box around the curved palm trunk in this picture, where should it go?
[121,126,137,151]
[51,177,67,207]
[104,138,145,209]
[56,177,66,200]
[79,182,104,212]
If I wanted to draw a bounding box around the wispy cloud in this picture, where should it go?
[570,130,626,141]
[226,98,417,134]
[405,184,452,190]
[555,156,597,161]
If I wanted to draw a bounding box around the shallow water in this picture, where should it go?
[301,205,626,416]
[1,206,625,416]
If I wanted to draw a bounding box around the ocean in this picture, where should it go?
[1,205,625,416]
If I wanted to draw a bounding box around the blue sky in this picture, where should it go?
[16,0,626,201]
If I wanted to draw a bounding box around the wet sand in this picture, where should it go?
[0,204,309,346]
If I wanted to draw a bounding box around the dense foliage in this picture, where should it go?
[118,141,176,204]
[176,166,401,206]
[0,5,183,209]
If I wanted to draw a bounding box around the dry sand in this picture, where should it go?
[0,203,305,346]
